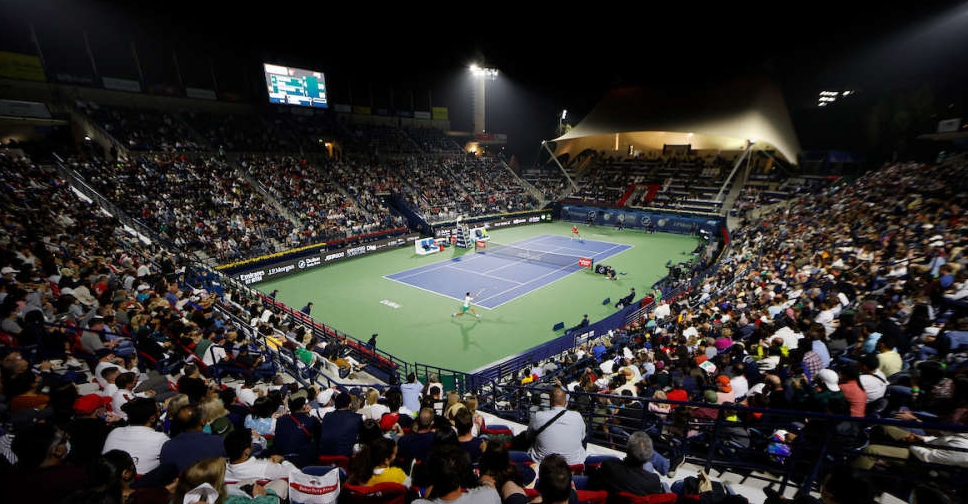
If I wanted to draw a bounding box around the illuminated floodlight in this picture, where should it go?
[469,64,498,80]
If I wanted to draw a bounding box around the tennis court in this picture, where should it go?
[384,235,632,309]
[256,222,698,371]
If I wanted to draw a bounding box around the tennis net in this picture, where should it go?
[477,242,593,269]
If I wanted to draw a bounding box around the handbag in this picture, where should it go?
[512,408,568,450]
[289,466,341,504]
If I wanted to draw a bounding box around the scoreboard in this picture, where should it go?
[263,63,328,109]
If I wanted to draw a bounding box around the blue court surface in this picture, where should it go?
[384,234,632,309]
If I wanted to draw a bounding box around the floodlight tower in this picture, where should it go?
[469,64,498,135]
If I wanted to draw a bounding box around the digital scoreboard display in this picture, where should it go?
[263,63,328,108]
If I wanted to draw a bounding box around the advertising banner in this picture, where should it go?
[560,204,724,237]
[433,210,553,239]
[234,234,418,285]
[102,77,142,92]
[0,51,46,81]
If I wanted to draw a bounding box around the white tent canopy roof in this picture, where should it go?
[554,78,801,164]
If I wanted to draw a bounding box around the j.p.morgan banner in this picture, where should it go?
[236,234,419,285]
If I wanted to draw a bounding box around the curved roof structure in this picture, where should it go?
[553,77,802,164]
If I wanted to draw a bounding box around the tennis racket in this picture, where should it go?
[475,288,487,298]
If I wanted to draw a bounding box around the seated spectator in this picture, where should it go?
[172,456,282,504]
[501,453,572,504]
[528,386,587,465]
[397,406,436,468]
[357,388,390,422]
[198,393,235,437]
[244,396,278,436]
[112,371,156,420]
[82,315,135,357]
[380,387,413,433]
[236,376,261,407]
[463,394,485,436]
[159,403,227,473]
[67,393,118,468]
[92,352,128,390]
[852,426,968,470]
[454,406,486,463]
[413,444,497,504]
[99,366,126,400]
[101,397,170,477]
[220,387,252,431]
[8,362,52,413]
[588,430,664,495]
[177,364,209,403]
[225,428,297,496]
[272,395,320,466]
[477,437,535,489]
[858,352,888,404]
[347,436,410,486]
[317,391,362,458]
[1,422,86,503]
[66,449,171,504]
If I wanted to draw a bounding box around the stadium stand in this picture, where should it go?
[2,77,968,504]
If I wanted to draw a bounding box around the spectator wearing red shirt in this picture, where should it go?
[838,364,868,417]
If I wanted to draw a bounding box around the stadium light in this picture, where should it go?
[469,63,498,135]
[469,64,498,80]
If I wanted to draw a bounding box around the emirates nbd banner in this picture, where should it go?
[234,233,419,285]
[560,204,724,237]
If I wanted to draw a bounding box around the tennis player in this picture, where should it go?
[571,225,581,241]
[452,292,481,318]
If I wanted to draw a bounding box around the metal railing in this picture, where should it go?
[481,383,968,501]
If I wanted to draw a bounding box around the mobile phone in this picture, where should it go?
[239,484,254,496]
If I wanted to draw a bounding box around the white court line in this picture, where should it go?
[521,233,633,249]
[499,233,632,259]
[482,262,587,309]
[386,238,632,309]
[448,263,524,285]
[386,253,489,281]
[481,242,632,308]
[382,275,494,310]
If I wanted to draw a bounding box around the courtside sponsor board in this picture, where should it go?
[234,233,418,285]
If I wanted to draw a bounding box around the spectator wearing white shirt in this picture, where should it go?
[814,299,839,337]
[111,372,155,419]
[858,353,888,403]
[236,376,260,407]
[102,397,169,475]
[944,273,968,303]
[770,325,803,351]
[94,354,126,389]
[729,363,749,402]
[357,388,390,421]
[225,428,296,498]
[99,366,121,398]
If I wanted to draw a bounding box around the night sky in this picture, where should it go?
[2,1,967,163]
